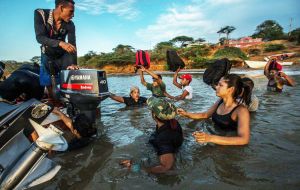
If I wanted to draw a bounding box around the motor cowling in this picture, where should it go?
[59,69,110,123]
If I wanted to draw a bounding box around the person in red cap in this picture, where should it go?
[172,68,193,100]
[264,57,295,92]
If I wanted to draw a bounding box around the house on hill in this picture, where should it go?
[228,37,263,48]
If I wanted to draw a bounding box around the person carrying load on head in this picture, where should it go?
[264,57,295,92]
[109,86,147,107]
[138,66,173,99]
[172,68,193,100]
[34,0,79,99]
[120,97,183,173]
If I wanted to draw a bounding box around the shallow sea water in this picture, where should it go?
[34,68,300,190]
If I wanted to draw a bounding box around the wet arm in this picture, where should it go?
[173,69,182,89]
[144,68,159,80]
[53,109,73,131]
[174,90,189,101]
[282,74,296,87]
[109,93,125,103]
[178,100,220,119]
[164,91,175,99]
[264,60,271,79]
[144,153,174,174]
[140,71,147,86]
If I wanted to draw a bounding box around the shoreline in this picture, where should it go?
[106,65,300,77]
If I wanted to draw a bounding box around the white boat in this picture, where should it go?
[245,60,293,69]
[265,52,296,61]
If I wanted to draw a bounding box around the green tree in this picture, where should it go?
[219,37,227,45]
[214,47,247,60]
[170,36,194,47]
[195,38,206,43]
[288,28,300,43]
[30,56,41,64]
[113,44,134,54]
[217,26,236,40]
[154,41,174,51]
[252,20,284,40]
[83,51,97,61]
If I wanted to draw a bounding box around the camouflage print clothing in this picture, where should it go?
[147,97,177,120]
[146,82,166,97]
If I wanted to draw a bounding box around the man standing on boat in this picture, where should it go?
[34,0,78,98]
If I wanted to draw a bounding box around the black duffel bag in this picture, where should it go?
[166,50,185,72]
[203,58,232,87]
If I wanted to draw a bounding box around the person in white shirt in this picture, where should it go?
[172,68,193,100]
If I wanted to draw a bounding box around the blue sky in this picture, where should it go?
[0,0,299,62]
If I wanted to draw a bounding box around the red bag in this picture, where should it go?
[135,50,150,69]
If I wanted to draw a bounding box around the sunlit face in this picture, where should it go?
[269,69,278,79]
[215,78,233,97]
[130,89,140,101]
[60,3,74,22]
[180,78,189,86]
[152,78,159,87]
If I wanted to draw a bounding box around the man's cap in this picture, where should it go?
[179,74,192,82]
[147,97,177,120]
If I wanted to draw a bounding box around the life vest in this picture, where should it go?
[135,50,150,69]
[166,50,185,72]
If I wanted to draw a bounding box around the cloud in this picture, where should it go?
[136,5,217,44]
[209,0,242,5]
[76,0,139,19]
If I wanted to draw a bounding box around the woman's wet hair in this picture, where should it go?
[241,77,254,91]
[73,114,97,138]
[223,74,252,106]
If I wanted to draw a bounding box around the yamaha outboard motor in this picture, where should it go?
[59,69,110,123]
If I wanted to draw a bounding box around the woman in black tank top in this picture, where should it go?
[178,74,252,146]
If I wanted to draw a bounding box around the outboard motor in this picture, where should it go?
[59,69,110,123]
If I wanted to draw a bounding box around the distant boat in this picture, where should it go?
[264,52,296,61]
[245,60,293,69]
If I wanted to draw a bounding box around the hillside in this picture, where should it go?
[93,40,300,74]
